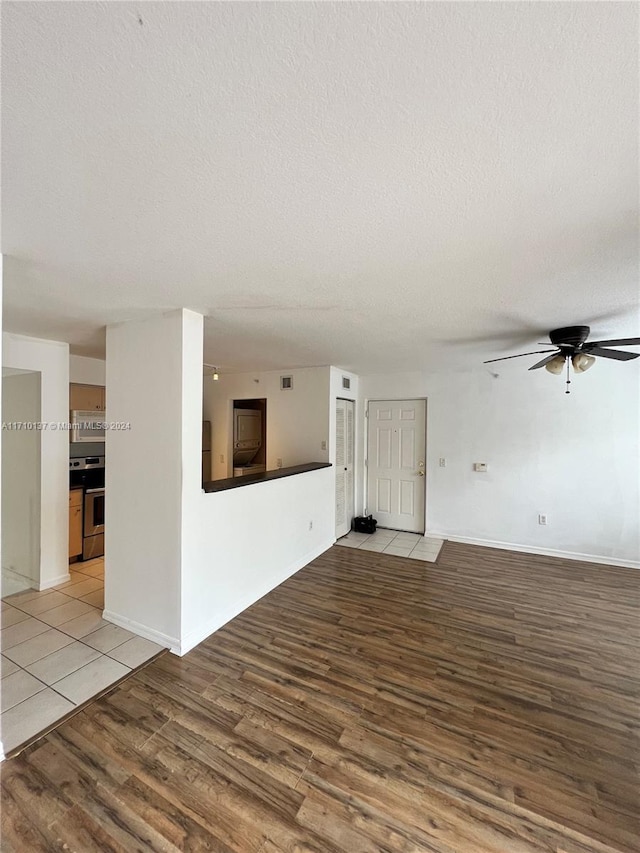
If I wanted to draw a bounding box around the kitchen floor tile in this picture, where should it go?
[26,641,101,685]
[83,624,136,653]
[3,588,43,606]
[53,656,130,705]
[1,606,31,628]
[60,578,103,599]
[107,637,164,668]
[358,540,387,552]
[12,590,73,616]
[53,572,94,590]
[75,561,104,579]
[4,628,75,667]
[1,618,50,650]
[411,542,442,554]
[1,669,47,712]
[392,534,422,544]
[59,611,110,639]
[38,600,95,628]
[1,688,76,754]
[382,545,414,557]
[79,590,104,608]
[335,538,358,548]
[1,655,21,678]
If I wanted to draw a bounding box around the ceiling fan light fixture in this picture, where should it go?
[572,353,596,373]
[544,355,565,375]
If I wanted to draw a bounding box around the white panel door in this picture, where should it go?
[366,399,426,533]
[335,398,355,538]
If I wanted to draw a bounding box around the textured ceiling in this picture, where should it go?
[2,2,638,373]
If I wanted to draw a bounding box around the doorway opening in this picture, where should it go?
[232,398,267,478]
[1,369,42,597]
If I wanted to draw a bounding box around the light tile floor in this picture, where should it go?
[336,528,445,561]
[0,558,166,756]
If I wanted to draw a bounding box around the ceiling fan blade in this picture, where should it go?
[528,354,562,371]
[587,347,640,361]
[483,350,557,364]
[585,337,640,348]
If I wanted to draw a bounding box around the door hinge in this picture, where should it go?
[364,458,368,467]
[365,409,368,418]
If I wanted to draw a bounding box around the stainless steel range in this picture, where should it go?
[69,456,105,560]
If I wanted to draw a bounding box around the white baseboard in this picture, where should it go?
[38,572,71,590]
[102,610,178,654]
[430,532,640,570]
[178,538,335,657]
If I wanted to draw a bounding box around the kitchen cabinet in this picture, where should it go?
[69,489,83,559]
[70,383,105,411]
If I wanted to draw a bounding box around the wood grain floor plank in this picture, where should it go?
[2,541,638,852]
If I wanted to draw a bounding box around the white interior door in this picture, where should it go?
[335,398,355,538]
[366,399,426,533]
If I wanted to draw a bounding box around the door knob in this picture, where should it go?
[417,470,425,476]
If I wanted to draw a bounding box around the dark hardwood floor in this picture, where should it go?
[2,541,639,852]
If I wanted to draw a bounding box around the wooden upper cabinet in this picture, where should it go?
[70,383,105,411]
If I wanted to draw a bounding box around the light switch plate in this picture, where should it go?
[473,462,488,472]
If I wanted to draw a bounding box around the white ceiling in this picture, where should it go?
[2,2,638,374]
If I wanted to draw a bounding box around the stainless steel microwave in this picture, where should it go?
[70,410,106,443]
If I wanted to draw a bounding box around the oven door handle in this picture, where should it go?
[85,488,105,494]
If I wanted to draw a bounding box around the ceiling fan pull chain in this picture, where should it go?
[565,357,571,394]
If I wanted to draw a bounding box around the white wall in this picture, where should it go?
[203,366,331,480]
[2,333,70,588]
[104,310,191,648]
[106,311,336,654]
[69,354,105,386]
[2,372,41,584]
[182,466,334,654]
[360,363,640,567]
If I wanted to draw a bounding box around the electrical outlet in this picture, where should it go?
[439,458,446,467]
[219,454,224,464]
[473,462,488,472]
[309,520,313,530]
[276,458,283,468]
[321,440,327,450]
[538,513,548,525]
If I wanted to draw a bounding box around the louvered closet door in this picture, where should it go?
[335,398,355,539]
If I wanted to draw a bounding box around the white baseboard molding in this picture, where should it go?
[430,533,640,570]
[179,538,335,657]
[38,572,71,591]
[102,610,179,654]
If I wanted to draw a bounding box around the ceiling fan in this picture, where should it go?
[484,325,640,394]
